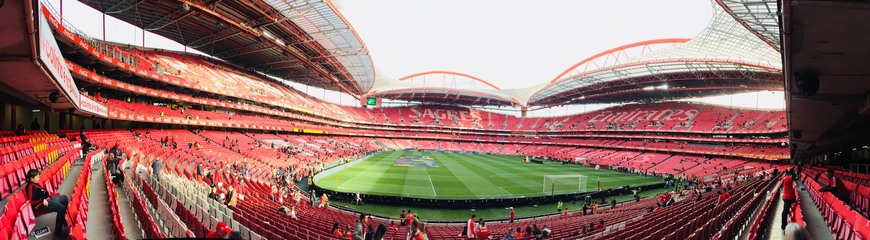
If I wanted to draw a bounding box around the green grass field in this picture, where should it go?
[317,151,662,199]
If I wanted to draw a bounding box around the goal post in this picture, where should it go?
[543,174,588,195]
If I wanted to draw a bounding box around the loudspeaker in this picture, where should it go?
[48,91,60,103]
[792,130,802,140]
[795,70,819,97]
[68,108,75,114]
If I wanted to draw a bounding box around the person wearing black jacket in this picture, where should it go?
[24,169,70,237]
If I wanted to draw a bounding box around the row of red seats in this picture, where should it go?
[135,173,196,238]
[803,170,870,239]
[742,179,782,240]
[123,171,166,238]
[0,143,78,240]
[65,149,94,240]
[0,141,74,199]
[100,153,127,240]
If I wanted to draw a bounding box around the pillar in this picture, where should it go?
[44,109,51,132]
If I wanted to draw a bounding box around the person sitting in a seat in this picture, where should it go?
[24,169,70,237]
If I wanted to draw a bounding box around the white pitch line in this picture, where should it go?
[498,186,513,195]
[428,175,437,197]
[336,158,382,190]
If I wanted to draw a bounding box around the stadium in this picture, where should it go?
[0,0,868,239]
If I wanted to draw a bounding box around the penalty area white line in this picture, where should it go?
[428,175,437,197]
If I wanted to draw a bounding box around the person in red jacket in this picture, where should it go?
[781,169,797,230]
[717,190,729,206]
[465,214,476,239]
[509,207,515,223]
[817,169,851,204]
[477,219,490,239]
[206,222,231,238]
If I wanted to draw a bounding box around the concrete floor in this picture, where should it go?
[764,181,833,240]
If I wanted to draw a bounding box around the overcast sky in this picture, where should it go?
[43,0,784,114]
[337,0,713,89]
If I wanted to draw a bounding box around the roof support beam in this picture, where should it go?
[214,43,275,59]
[187,28,241,48]
[144,8,195,31]
[106,0,148,14]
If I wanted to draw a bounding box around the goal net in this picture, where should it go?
[543,174,588,195]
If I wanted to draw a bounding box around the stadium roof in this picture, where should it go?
[78,0,375,95]
[78,0,782,107]
[716,0,781,52]
[367,71,522,106]
[369,0,783,107]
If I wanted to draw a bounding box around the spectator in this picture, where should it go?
[31,118,41,130]
[400,210,407,226]
[15,124,25,136]
[717,190,729,206]
[208,186,220,201]
[781,169,797,230]
[228,231,243,240]
[407,209,415,226]
[817,169,850,204]
[373,224,388,240]
[784,223,813,240]
[582,203,589,215]
[411,220,427,240]
[289,189,299,205]
[541,225,551,238]
[196,163,203,179]
[331,222,343,237]
[151,158,163,182]
[353,213,368,240]
[513,227,523,239]
[533,224,542,239]
[478,220,490,240]
[318,193,329,208]
[465,214,476,239]
[24,169,69,237]
[611,197,617,208]
[205,222,231,238]
[509,207,515,223]
[365,224,375,240]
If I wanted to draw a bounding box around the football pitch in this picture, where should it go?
[316,151,662,199]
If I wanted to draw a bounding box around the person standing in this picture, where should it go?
[151,158,163,182]
[509,207,515,223]
[353,213,368,240]
[611,197,617,208]
[400,210,407,226]
[781,169,797,230]
[31,118,40,130]
[465,214,476,239]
